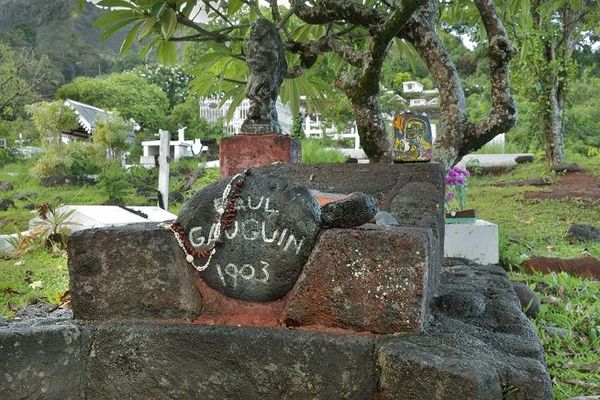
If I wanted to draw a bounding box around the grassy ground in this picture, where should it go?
[1,155,599,398]
[469,155,600,399]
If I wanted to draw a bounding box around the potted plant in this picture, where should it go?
[445,165,476,223]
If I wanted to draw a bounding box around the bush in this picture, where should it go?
[32,152,70,184]
[301,139,347,164]
[32,142,104,185]
[0,146,21,167]
[65,142,104,181]
[98,165,129,205]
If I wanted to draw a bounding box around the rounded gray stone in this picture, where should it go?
[177,172,321,302]
[512,282,540,318]
[320,193,379,228]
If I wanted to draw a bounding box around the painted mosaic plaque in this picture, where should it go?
[176,172,321,302]
[392,113,433,162]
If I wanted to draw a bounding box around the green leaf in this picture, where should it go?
[227,0,243,17]
[138,17,158,41]
[224,86,247,122]
[120,21,143,55]
[95,9,137,28]
[181,1,195,17]
[100,17,139,41]
[157,40,177,65]
[140,37,161,60]
[161,8,178,39]
[96,0,135,8]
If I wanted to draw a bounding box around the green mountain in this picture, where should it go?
[0,0,140,97]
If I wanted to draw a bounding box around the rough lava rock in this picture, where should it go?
[68,223,202,321]
[320,192,379,228]
[511,282,541,318]
[0,261,552,400]
[283,225,436,334]
[567,223,600,243]
[0,181,14,192]
[176,171,321,302]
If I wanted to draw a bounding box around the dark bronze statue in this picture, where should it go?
[241,18,288,134]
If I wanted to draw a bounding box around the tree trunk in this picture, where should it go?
[543,80,566,165]
[541,43,566,166]
[350,94,391,163]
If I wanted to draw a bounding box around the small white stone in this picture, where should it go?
[186,255,194,263]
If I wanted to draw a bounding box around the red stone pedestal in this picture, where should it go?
[219,134,301,178]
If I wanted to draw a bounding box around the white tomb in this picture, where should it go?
[444,219,499,265]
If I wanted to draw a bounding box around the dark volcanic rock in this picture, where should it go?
[378,263,552,400]
[0,262,551,400]
[0,320,89,399]
[177,172,321,302]
[511,282,541,318]
[13,192,34,201]
[320,192,379,228]
[14,302,56,319]
[544,326,571,339]
[68,223,202,321]
[493,178,551,187]
[284,225,436,334]
[550,163,581,173]
[85,323,376,400]
[253,162,445,270]
[567,224,600,243]
[515,154,534,164]
[0,181,14,192]
[0,198,14,211]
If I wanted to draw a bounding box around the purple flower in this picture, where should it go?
[445,192,455,202]
[445,166,470,187]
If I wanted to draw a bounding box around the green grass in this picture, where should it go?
[301,139,347,164]
[469,159,600,267]
[0,158,150,234]
[510,271,600,399]
[0,249,69,317]
[469,156,600,399]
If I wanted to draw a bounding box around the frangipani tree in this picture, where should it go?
[97,0,517,168]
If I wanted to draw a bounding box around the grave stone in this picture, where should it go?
[176,171,321,302]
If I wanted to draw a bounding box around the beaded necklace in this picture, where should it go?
[163,169,250,272]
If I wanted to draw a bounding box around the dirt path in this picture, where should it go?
[524,170,600,200]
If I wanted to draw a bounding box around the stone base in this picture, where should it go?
[219,134,301,178]
[67,223,436,334]
[0,263,552,400]
[444,219,499,264]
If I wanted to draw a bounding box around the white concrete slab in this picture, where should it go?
[457,153,533,168]
[29,205,176,233]
[444,219,499,265]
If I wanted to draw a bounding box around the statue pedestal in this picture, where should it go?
[219,134,301,178]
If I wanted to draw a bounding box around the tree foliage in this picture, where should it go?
[502,0,598,164]
[94,115,131,159]
[97,0,519,166]
[0,43,46,118]
[25,100,77,153]
[56,72,169,130]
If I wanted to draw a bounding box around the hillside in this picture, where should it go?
[0,0,137,97]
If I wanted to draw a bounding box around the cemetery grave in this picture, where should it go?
[0,162,552,399]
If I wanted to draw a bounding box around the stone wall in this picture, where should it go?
[0,263,552,399]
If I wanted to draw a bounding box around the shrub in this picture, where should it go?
[98,165,129,205]
[65,142,104,181]
[32,152,70,183]
[0,146,21,167]
[301,139,347,164]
